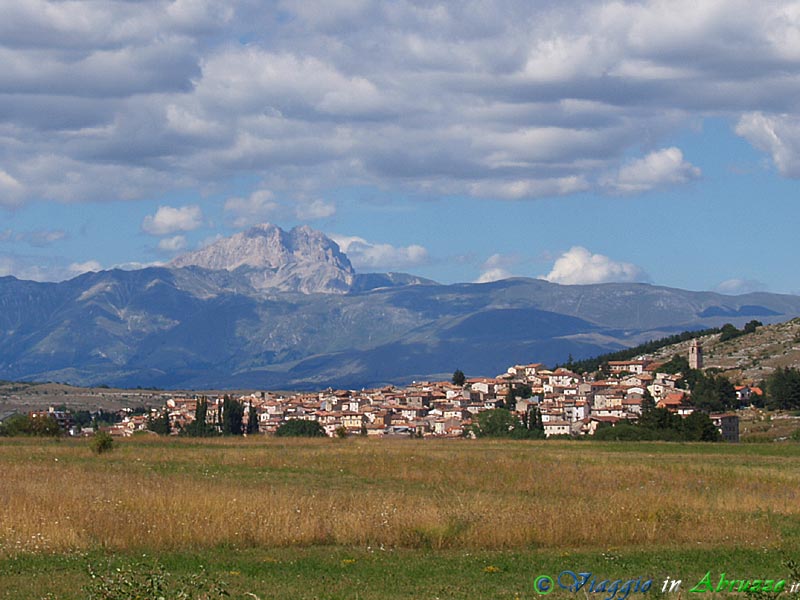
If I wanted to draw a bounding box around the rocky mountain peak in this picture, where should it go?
[170,223,355,294]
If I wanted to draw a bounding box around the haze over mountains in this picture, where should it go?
[1,224,799,390]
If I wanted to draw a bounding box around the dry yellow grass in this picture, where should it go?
[1,437,798,557]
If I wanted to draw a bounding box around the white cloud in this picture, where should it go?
[0,255,44,280]
[224,190,336,226]
[158,235,188,252]
[331,234,429,270]
[142,205,203,235]
[735,113,800,178]
[0,252,102,281]
[543,246,649,285]
[468,176,590,200]
[1,0,800,208]
[295,199,336,220]
[604,147,701,194]
[111,260,165,271]
[223,190,281,228]
[67,260,102,276]
[475,254,516,283]
[715,278,766,295]
[197,47,388,118]
[0,228,66,247]
[0,169,25,207]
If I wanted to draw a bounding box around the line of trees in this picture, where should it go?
[148,395,261,437]
[468,405,545,439]
[594,392,720,441]
[0,414,61,437]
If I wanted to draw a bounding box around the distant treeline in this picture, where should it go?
[563,328,721,374]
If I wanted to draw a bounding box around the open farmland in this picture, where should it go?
[1,437,799,599]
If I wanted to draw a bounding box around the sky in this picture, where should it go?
[1,0,800,294]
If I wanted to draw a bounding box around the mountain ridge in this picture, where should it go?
[2,261,800,389]
[2,223,800,389]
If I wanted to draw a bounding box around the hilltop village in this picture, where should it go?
[85,340,741,442]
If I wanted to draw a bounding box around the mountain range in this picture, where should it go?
[2,223,799,390]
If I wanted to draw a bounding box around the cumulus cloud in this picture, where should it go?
[142,205,203,235]
[224,189,336,226]
[157,235,188,252]
[1,0,800,207]
[0,169,25,207]
[295,199,336,220]
[475,254,516,283]
[331,234,429,270]
[543,246,649,285]
[735,113,800,178]
[224,191,281,228]
[67,260,102,276]
[604,147,701,194]
[715,278,766,295]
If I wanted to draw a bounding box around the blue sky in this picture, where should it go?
[1,0,800,294]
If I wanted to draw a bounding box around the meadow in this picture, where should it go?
[1,437,799,599]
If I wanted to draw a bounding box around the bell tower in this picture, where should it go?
[689,339,703,370]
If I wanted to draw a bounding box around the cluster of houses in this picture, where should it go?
[102,348,742,442]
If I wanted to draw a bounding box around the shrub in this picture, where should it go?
[89,431,114,454]
[84,559,229,599]
[275,419,326,437]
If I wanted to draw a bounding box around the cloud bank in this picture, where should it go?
[1,0,800,212]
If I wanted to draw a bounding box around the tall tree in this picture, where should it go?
[184,397,212,437]
[246,403,259,435]
[148,409,171,435]
[221,395,244,436]
[470,408,517,438]
[692,372,736,412]
[682,411,721,442]
[766,367,800,410]
[452,369,466,387]
[527,405,545,439]
[641,389,656,415]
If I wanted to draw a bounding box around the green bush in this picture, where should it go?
[89,431,115,454]
[275,419,326,437]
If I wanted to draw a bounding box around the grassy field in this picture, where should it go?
[1,437,799,599]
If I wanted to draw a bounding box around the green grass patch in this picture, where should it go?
[2,546,799,600]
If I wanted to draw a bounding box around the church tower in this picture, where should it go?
[689,339,703,370]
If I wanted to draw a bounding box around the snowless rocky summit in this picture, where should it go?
[171,223,355,294]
